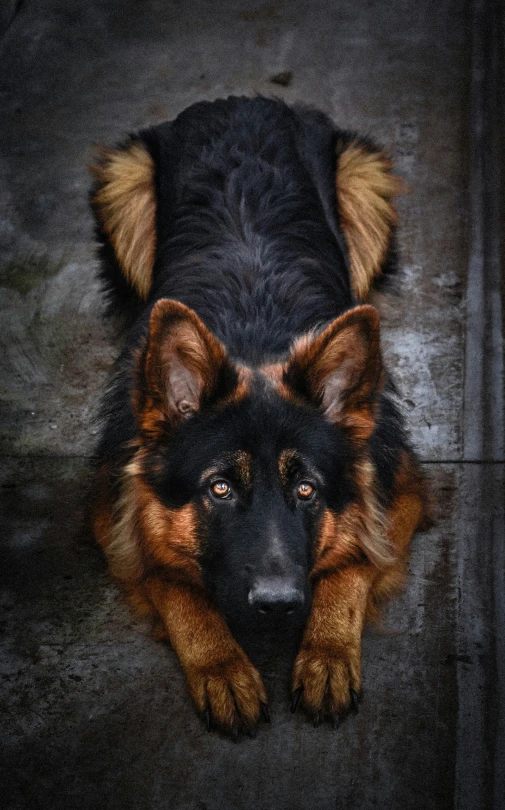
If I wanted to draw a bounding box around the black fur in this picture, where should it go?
[94,97,413,619]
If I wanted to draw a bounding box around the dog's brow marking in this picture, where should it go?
[277,449,325,488]
[234,450,252,487]
[199,466,223,486]
[278,448,298,485]
[198,451,252,487]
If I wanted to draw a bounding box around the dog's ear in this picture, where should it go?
[283,305,384,442]
[336,139,404,300]
[90,139,156,301]
[135,300,240,430]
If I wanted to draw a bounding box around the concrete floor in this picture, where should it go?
[0,1,503,808]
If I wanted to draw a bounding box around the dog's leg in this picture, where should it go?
[370,450,432,605]
[292,461,426,723]
[292,563,373,723]
[93,465,268,736]
[144,576,268,735]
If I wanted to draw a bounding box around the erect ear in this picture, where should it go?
[90,139,156,301]
[135,300,240,431]
[336,138,405,300]
[283,305,384,442]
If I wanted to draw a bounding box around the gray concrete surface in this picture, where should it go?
[0,1,503,809]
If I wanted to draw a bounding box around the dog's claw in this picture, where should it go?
[261,703,271,723]
[313,713,321,728]
[231,727,239,742]
[248,728,258,739]
[291,686,303,714]
[350,688,359,713]
[204,707,212,732]
[332,714,340,730]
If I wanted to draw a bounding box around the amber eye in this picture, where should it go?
[211,480,231,499]
[297,481,315,500]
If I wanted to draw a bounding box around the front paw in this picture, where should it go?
[185,648,268,737]
[291,643,362,724]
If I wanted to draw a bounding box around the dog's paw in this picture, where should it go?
[291,644,362,725]
[185,649,268,737]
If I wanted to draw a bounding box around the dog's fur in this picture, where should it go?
[90,96,429,735]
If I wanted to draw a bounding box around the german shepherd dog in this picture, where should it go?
[90,96,429,736]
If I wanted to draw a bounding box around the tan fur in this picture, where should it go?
[336,141,404,300]
[233,450,252,488]
[135,300,227,431]
[260,361,305,406]
[311,456,393,576]
[293,447,427,716]
[284,306,385,444]
[368,449,432,612]
[105,471,145,582]
[292,564,374,713]
[277,448,298,486]
[199,450,252,490]
[92,460,144,584]
[146,576,267,730]
[90,142,156,300]
[93,450,202,585]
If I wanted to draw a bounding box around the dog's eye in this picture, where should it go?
[211,480,232,499]
[297,481,315,500]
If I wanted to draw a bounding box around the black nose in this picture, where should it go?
[248,577,305,616]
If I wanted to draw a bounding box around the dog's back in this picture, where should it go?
[149,98,354,360]
[95,98,355,359]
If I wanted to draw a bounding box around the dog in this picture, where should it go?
[89,96,429,737]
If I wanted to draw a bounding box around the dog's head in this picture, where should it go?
[127,299,389,631]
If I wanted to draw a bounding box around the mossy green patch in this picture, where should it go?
[0,253,67,294]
